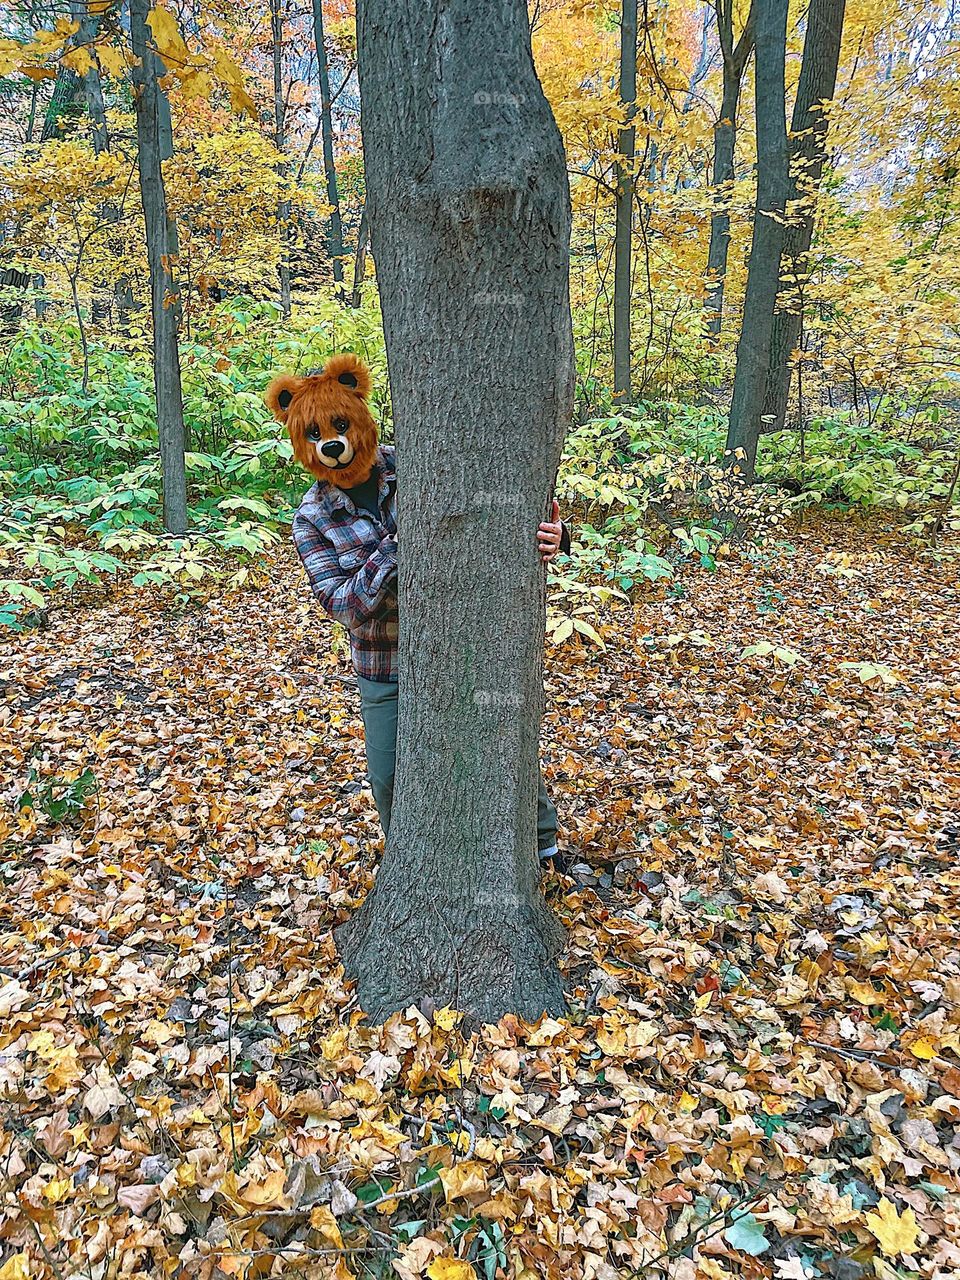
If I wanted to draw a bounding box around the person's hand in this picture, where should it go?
[538,499,563,563]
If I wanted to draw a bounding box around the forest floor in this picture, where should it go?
[2,513,959,1280]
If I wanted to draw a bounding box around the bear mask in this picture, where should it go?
[266,353,378,490]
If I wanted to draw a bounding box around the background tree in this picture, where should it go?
[130,0,188,535]
[703,0,755,338]
[338,0,574,1021]
[763,0,847,432]
[724,0,789,478]
[613,0,638,402]
[311,0,346,301]
[269,0,292,319]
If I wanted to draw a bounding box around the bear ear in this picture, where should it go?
[323,352,372,400]
[265,374,302,422]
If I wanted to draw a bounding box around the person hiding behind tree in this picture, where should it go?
[266,353,570,859]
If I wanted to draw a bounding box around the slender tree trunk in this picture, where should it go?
[724,0,789,479]
[26,80,40,143]
[338,0,574,1022]
[704,0,755,338]
[349,204,369,308]
[311,0,347,299]
[763,0,846,431]
[613,0,638,402]
[131,0,188,535]
[271,0,292,318]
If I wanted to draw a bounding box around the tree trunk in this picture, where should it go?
[349,204,369,308]
[703,0,755,338]
[724,0,789,479]
[338,0,574,1022]
[311,0,347,299]
[271,0,292,318]
[763,0,846,431]
[613,0,638,403]
[70,0,109,155]
[40,68,82,142]
[131,0,188,535]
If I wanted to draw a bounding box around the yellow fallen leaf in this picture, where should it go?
[310,1205,344,1248]
[43,1176,72,1203]
[0,1254,31,1280]
[907,1035,938,1061]
[847,980,882,1006]
[236,1169,289,1211]
[865,1197,919,1257]
[438,1161,488,1203]
[427,1260,476,1280]
[433,1007,462,1031]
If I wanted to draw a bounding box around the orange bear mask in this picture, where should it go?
[265,353,378,490]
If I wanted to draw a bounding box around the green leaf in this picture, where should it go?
[723,1212,769,1257]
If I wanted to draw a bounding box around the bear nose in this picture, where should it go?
[321,439,346,459]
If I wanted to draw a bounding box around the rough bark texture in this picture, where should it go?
[337,0,574,1023]
[131,0,188,535]
[69,0,109,155]
[763,0,846,431]
[311,0,347,297]
[703,0,755,338]
[613,0,638,402]
[724,0,789,479]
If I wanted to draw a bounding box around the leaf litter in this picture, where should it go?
[1,513,959,1279]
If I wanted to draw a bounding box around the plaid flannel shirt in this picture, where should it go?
[292,444,400,682]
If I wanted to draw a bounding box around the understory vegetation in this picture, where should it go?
[3,303,958,636]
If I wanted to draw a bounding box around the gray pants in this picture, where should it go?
[357,675,559,850]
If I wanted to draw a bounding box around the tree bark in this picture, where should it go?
[270,0,292,318]
[763,0,846,431]
[131,0,188,535]
[703,0,755,338]
[311,0,347,299]
[40,68,82,142]
[338,0,574,1023]
[69,0,109,155]
[724,0,789,479]
[613,0,638,402]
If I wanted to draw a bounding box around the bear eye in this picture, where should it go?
[305,425,321,442]
[332,417,350,433]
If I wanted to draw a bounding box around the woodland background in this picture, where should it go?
[1,1,960,1279]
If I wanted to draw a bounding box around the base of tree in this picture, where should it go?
[336,880,566,1024]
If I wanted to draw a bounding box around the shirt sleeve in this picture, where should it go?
[293,513,397,628]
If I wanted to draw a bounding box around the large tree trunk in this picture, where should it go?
[131,0,188,535]
[311,0,347,299]
[270,0,292,319]
[703,0,755,338]
[763,0,846,431]
[724,0,789,479]
[613,0,638,402]
[338,0,574,1022]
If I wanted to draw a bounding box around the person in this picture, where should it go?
[266,353,569,858]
